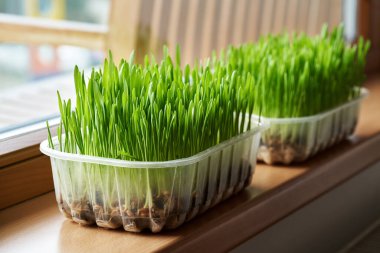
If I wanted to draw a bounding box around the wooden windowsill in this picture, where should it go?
[0,77,379,253]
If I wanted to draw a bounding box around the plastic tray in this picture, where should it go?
[40,123,265,233]
[253,88,368,165]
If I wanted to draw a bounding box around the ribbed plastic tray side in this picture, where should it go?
[257,90,366,164]
[46,129,262,232]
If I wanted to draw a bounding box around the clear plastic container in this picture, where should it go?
[254,88,368,165]
[40,123,266,233]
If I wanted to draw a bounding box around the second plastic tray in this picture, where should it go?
[254,88,368,164]
[40,122,266,233]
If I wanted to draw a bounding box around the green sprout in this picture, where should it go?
[46,48,260,231]
[219,24,370,118]
[48,49,257,160]
[216,25,370,164]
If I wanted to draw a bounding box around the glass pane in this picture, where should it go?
[0,0,110,24]
[0,43,104,133]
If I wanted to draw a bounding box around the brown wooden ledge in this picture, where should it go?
[1,76,380,253]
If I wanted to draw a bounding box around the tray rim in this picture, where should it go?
[251,87,368,124]
[40,121,267,168]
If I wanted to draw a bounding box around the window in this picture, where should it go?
[0,0,109,143]
[0,44,103,134]
[0,0,109,23]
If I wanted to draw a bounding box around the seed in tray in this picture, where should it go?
[138,208,150,217]
[126,209,135,217]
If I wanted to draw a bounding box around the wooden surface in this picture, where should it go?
[0,155,53,209]
[0,0,344,64]
[0,14,107,50]
[359,0,380,74]
[348,221,380,253]
[0,165,304,253]
[0,145,40,168]
[0,78,379,253]
[106,0,343,64]
[106,0,142,62]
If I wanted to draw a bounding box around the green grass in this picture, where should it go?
[47,48,261,215]
[216,24,370,118]
[45,25,370,212]
[48,48,257,161]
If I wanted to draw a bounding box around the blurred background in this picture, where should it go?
[0,0,108,91]
[0,0,378,136]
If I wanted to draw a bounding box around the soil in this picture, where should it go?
[258,118,358,165]
[93,204,122,229]
[258,142,304,165]
[71,199,95,225]
[56,159,254,232]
